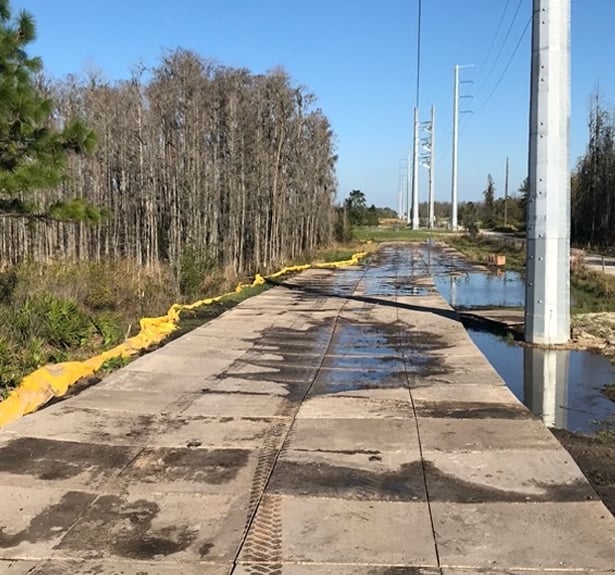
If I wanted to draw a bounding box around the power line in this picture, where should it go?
[416,0,422,108]
[474,15,532,113]
[478,0,512,75]
[475,0,524,98]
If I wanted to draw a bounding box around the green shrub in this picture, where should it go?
[92,311,124,347]
[178,246,216,298]
[13,294,95,350]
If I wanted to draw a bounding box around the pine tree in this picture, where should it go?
[482,174,496,227]
[0,0,98,220]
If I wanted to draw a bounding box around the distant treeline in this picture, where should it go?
[0,50,336,276]
[572,95,615,247]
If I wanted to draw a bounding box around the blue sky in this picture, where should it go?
[11,0,615,210]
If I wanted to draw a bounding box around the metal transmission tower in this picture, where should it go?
[419,106,435,229]
[525,0,571,345]
[450,64,473,230]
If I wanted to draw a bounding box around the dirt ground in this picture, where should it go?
[571,311,615,359]
[553,429,615,516]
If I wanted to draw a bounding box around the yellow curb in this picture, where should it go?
[0,251,367,428]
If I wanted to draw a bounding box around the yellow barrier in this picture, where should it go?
[0,251,367,428]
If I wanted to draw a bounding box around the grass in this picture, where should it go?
[351,226,448,243]
[445,234,526,272]
[570,267,615,313]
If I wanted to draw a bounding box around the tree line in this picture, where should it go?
[0,42,337,278]
[571,94,615,248]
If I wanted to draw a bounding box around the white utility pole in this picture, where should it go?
[398,159,407,220]
[504,156,509,227]
[428,105,435,229]
[406,148,412,225]
[451,65,460,230]
[411,107,420,229]
[525,0,571,345]
[450,65,472,230]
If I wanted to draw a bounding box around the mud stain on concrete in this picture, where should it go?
[265,457,594,504]
[416,401,533,419]
[0,437,135,481]
[267,459,427,501]
[422,459,595,503]
[56,494,197,559]
[0,491,97,549]
[374,569,440,575]
[122,447,250,485]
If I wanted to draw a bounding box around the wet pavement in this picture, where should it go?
[1,243,614,574]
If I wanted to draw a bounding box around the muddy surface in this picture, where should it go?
[572,311,615,359]
[553,429,615,516]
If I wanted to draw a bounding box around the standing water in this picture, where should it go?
[417,244,615,435]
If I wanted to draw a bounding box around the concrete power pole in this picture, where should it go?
[525,0,571,345]
[451,65,460,230]
[406,148,412,225]
[450,65,473,230]
[411,107,420,229]
[398,159,407,220]
[504,156,509,227]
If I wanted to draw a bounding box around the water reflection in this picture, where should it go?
[434,270,525,309]
[467,329,615,434]
[523,347,569,430]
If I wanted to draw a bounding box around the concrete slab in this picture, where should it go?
[411,383,519,404]
[222,362,319,384]
[150,416,290,450]
[241,350,322,363]
[123,353,235,378]
[408,367,505,388]
[199,377,308,400]
[31,560,231,574]
[5,405,159,446]
[52,492,248,563]
[100,368,210,393]
[312,368,409,396]
[117,447,267,496]
[268,449,425,501]
[423,448,594,503]
[414,400,532,420]
[0,486,97,560]
[319,354,406,371]
[0,560,39,574]
[157,339,251,359]
[181,391,302,418]
[441,570,614,575]
[233,567,439,575]
[0,435,140,491]
[296,396,413,419]
[66,388,193,415]
[417,417,562,452]
[285,418,419,453]
[432,501,615,570]
[239,495,437,566]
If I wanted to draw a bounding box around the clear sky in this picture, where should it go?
[11,0,615,210]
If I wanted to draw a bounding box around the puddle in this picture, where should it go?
[468,329,615,434]
[434,271,525,309]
